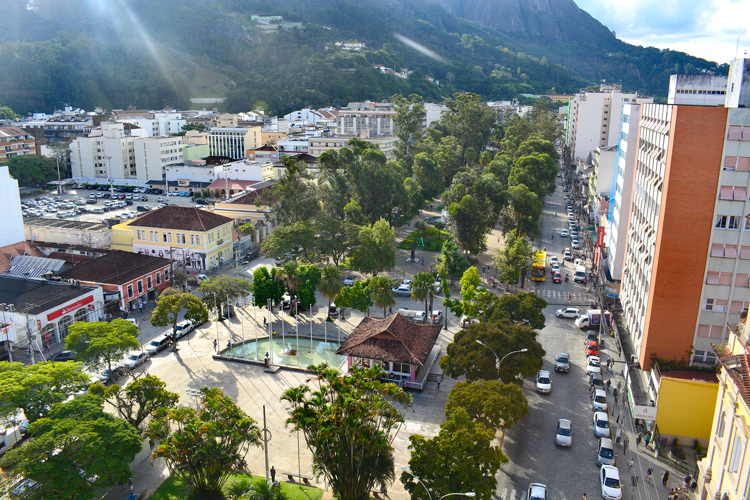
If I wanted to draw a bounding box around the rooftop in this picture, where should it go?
[0,275,98,315]
[336,314,442,366]
[128,205,232,232]
[57,250,170,286]
[24,216,109,232]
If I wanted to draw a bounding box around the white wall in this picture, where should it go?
[0,166,25,246]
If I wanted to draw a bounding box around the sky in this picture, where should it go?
[574,0,750,65]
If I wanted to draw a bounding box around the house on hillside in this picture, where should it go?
[336,313,442,388]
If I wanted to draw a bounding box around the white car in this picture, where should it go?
[560,228,568,237]
[174,319,194,339]
[592,389,608,412]
[549,256,559,267]
[586,356,602,375]
[527,483,547,500]
[393,283,412,297]
[197,274,209,282]
[571,238,580,249]
[555,307,581,318]
[123,351,149,370]
[555,418,573,447]
[600,465,622,500]
[344,275,356,287]
[593,411,611,438]
[550,262,560,273]
[535,370,551,394]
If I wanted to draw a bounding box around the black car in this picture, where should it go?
[53,350,77,362]
[195,199,208,205]
[136,205,151,212]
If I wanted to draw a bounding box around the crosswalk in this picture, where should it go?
[526,287,591,305]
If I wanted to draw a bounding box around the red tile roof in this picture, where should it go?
[58,250,170,285]
[336,314,441,366]
[128,205,232,231]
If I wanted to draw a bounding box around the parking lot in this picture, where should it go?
[21,186,212,224]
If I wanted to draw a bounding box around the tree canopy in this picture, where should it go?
[151,288,209,333]
[66,319,140,377]
[89,374,179,430]
[349,218,396,276]
[446,380,528,432]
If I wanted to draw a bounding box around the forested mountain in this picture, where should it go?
[0,0,727,115]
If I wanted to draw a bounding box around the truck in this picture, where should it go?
[0,425,23,456]
[396,308,426,323]
[573,265,587,283]
[575,309,612,330]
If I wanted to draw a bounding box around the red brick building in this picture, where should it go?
[58,250,171,313]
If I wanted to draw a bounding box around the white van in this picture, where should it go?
[396,308,426,323]
[573,265,586,283]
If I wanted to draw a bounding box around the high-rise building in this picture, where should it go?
[0,166,25,247]
[668,74,728,106]
[207,127,262,159]
[336,101,394,138]
[0,126,36,162]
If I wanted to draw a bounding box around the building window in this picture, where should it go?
[716,215,741,229]
[165,269,170,281]
[704,299,728,312]
[730,435,744,473]
[150,230,158,242]
[207,232,215,244]
[127,284,134,298]
[191,234,201,246]
[697,325,724,338]
[156,272,162,285]
[392,363,410,374]
[718,411,726,438]
[712,244,738,258]
[147,276,153,289]
[136,229,145,240]
[162,232,172,243]
[176,233,186,244]
[137,280,143,294]
[720,186,748,201]
[692,350,718,364]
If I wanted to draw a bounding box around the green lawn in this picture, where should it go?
[148,473,322,500]
[398,226,450,252]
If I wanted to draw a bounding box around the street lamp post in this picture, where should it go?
[475,340,528,379]
[400,466,475,500]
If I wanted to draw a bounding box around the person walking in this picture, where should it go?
[627,457,634,469]
[645,433,651,448]
[646,467,654,484]
[568,293,572,303]
[662,470,670,487]
[436,375,442,389]
[270,466,276,483]
[636,432,643,446]
[606,379,612,392]
[213,339,217,352]
[622,436,629,455]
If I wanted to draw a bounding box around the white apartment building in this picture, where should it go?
[668,74,728,106]
[424,103,448,130]
[566,83,652,162]
[208,127,262,159]
[70,122,183,183]
[605,103,642,282]
[0,166,25,247]
[116,112,187,137]
[308,135,396,161]
[337,102,394,138]
[277,138,309,154]
[589,144,617,216]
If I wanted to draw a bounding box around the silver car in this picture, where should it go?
[593,411,611,438]
[554,352,570,373]
[596,437,616,466]
[555,418,573,447]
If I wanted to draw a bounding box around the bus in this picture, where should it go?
[531,250,547,282]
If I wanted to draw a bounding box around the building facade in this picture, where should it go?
[207,127,262,159]
[0,126,36,162]
[308,135,395,161]
[668,74,728,106]
[0,166,25,247]
[336,102,394,137]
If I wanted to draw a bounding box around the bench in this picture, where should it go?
[282,471,313,484]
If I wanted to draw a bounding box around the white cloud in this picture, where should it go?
[575,0,750,63]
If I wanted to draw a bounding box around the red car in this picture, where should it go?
[553,270,562,283]
[586,341,599,356]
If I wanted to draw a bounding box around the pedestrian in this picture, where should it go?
[421,258,424,266]
[684,473,692,488]
[128,494,135,500]
[646,467,653,483]
[662,470,670,487]
[568,293,572,303]
[389,306,393,315]
[270,465,276,483]
[213,339,217,352]
[263,316,267,326]
[129,479,134,493]
[645,433,651,447]
[582,494,587,500]
[627,457,634,469]
[606,379,611,392]
[436,375,442,389]
[622,436,629,455]
[636,432,642,446]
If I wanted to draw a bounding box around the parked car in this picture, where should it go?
[593,411,611,438]
[555,307,580,318]
[596,437,616,466]
[393,283,412,296]
[145,335,171,354]
[555,418,573,447]
[554,352,570,373]
[197,274,209,282]
[430,310,443,324]
[571,238,580,249]
[123,351,149,370]
[195,199,207,205]
[527,483,547,500]
[549,256,559,267]
[592,389,608,412]
[53,350,77,362]
[343,275,356,286]
[599,465,622,500]
[96,365,126,384]
[586,356,602,375]
[535,370,551,394]
[174,319,194,339]
[590,374,605,390]
[585,340,599,356]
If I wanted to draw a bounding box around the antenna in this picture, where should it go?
[735,35,741,60]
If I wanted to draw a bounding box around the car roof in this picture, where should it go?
[599,437,614,447]
[150,335,168,343]
[594,411,608,419]
[557,352,569,358]
[594,389,607,397]
[588,356,600,362]
[558,418,571,428]
[601,464,619,476]
[538,369,550,376]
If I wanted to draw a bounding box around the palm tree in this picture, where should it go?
[411,272,433,321]
[319,266,344,319]
[370,276,396,317]
[274,262,299,313]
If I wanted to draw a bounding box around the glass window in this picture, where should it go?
[137,280,143,294]
[127,284,133,298]
[155,272,162,285]
[147,276,153,289]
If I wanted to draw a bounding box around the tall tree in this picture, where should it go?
[251,266,284,309]
[313,216,360,266]
[447,195,487,254]
[260,222,317,263]
[0,361,90,423]
[150,288,209,335]
[66,319,140,380]
[493,233,533,286]
[198,275,252,316]
[370,276,397,317]
[275,262,300,301]
[403,408,505,500]
[145,387,261,500]
[438,92,497,156]
[0,394,142,500]
[410,272,434,321]
[499,184,543,238]
[508,153,558,198]
[89,374,179,430]
[319,266,344,319]
[435,240,471,285]
[393,93,426,164]
[264,156,319,224]
[337,279,374,315]
[350,218,396,276]
[440,319,545,383]
[446,380,528,432]
[282,365,412,500]
[475,292,547,330]
[296,264,322,309]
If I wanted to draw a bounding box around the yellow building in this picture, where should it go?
[697,320,750,500]
[654,372,718,444]
[213,183,275,247]
[261,131,287,147]
[113,206,234,272]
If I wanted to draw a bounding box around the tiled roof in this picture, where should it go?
[128,205,232,232]
[336,314,441,366]
[58,250,170,285]
[226,184,276,206]
[0,126,30,138]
